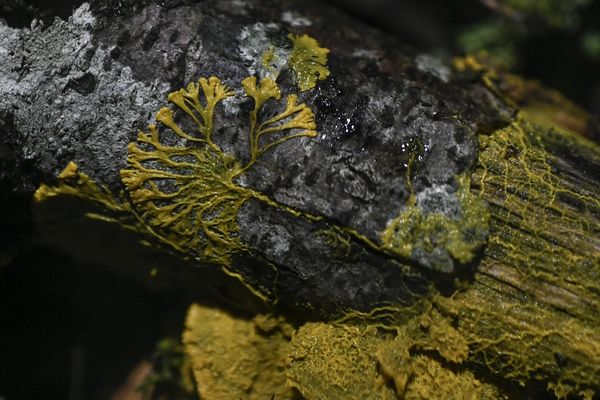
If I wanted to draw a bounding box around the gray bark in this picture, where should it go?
[2,0,514,318]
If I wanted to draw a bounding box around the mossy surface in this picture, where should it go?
[34,29,501,315]
[14,1,600,397]
[280,65,600,398]
[286,323,398,400]
[35,161,128,214]
[34,34,333,304]
[381,175,490,273]
[286,305,501,400]
[34,73,323,304]
[34,161,148,234]
[450,111,600,398]
[440,59,600,397]
[183,304,297,400]
[287,33,330,92]
[31,26,600,400]
[120,76,318,268]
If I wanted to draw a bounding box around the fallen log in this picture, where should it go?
[1,0,599,398]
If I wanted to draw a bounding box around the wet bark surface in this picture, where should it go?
[1,0,512,317]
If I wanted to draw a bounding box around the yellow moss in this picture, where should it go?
[261,45,277,74]
[287,33,330,91]
[415,308,469,364]
[241,75,317,171]
[380,174,490,269]
[444,110,600,398]
[434,61,600,396]
[377,344,501,400]
[286,311,500,400]
[285,323,397,400]
[403,355,500,400]
[454,56,595,142]
[548,382,595,400]
[453,54,491,74]
[520,102,589,138]
[34,40,600,399]
[117,75,319,269]
[474,115,600,301]
[453,55,507,105]
[316,226,353,259]
[441,284,600,398]
[183,304,296,400]
[181,302,493,400]
[34,161,127,213]
[380,205,418,258]
[34,71,324,303]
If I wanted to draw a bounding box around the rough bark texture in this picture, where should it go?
[1,0,599,398]
[0,0,511,317]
